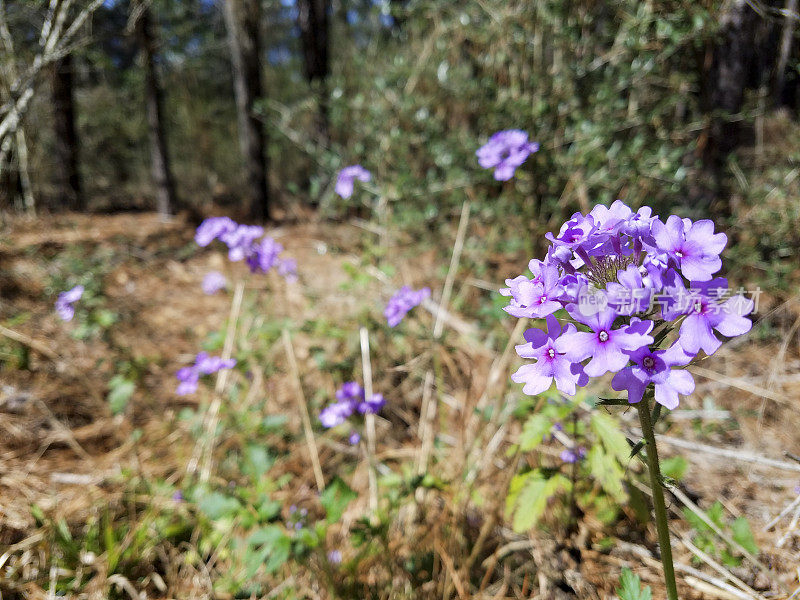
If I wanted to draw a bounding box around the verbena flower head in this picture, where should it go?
[202,271,228,295]
[385,286,431,327]
[175,352,236,395]
[55,285,84,321]
[335,165,371,199]
[476,129,539,181]
[195,217,296,280]
[505,200,754,409]
[319,382,385,429]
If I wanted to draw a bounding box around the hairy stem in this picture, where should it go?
[636,396,679,600]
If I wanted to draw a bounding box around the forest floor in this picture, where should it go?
[0,211,799,599]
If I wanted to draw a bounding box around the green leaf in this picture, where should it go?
[242,445,275,480]
[616,567,652,600]
[107,375,135,415]
[198,492,241,520]
[320,477,357,523]
[731,517,759,555]
[661,456,688,481]
[587,446,627,502]
[509,472,570,532]
[245,526,291,576]
[591,412,630,464]
[519,413,552,451]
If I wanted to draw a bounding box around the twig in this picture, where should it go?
[416,199,471,476]
[282,328,325,493]
[359,327,378,515]
[636,430,800,473]
[689,365,790,406]
[764,493,800,531]
[187,280,244,480]
[680,534,766,600]
[0,324,58,359]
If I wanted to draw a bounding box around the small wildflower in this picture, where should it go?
[195,216,237,247]
[175,353,236,395]
[348,431,361,445]
[384,286,431,327]
[476,130,539,181]
[55,285,84,321]
[560,447,587,464]
[335,165,371,199]
[201,271,227,295]
[328,549,343,564]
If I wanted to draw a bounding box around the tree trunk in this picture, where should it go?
[52,54,82,211]
[222,0,270,221]
[297,0,330,145]
[136,6,176,218]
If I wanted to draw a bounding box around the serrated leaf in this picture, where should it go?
[320,477,357,523]
[588,446,627,502]
[591,412,630,463]
[519,413,552,451]
[509,472,570,533]
[731,517,759,555]
[616,567,652,600]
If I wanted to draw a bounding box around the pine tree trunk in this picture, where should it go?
[52,54,82,211]
[297,0,330,145]
[137,6,176,218]
[222,0,270,221]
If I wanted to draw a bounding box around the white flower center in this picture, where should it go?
[675,250,684,258]
[598,330,609,342]
[547,348,556,359]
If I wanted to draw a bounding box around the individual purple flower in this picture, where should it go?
[276,258,298,282]
[172,490,184,502]
[384,286,431,327]
[663,278,753,356]
[176,366,200,396]
[335,165,371,199]
[555,305,654,377]
[560,446,587,464]
[348,431,361,445]
[195,216,237,247]
[358,393,385,414]
[336,381,365,402]
[327,550,343,564]
[500,265,562,319]
[319,401,355,428]
[476,129,539,181]
[512,314,589,396]
[246,237,283,273]
[651,216,727,282]
[221,224,265,261]
[202,271,228,295]
[606,264,653,315]
[55,285,84,321]
[175,353,236,395]
[612,337,695,409]
[195,352,237,374]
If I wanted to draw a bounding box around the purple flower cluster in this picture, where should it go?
[504,200,754,410]
[319,382,385,428]
[55,285,84,321]
[176,352,237,395]
[194,217,296,280]
[384,286,431,327]
[335,165,371,199]
[476,130,539,181]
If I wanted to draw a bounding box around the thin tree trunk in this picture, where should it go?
[774,0,798,104]
[136,6,175,218]
[222,0,270,221]
[52,54,81,211]
[297,0,330,145]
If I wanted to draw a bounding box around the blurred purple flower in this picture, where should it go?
[328,549,342,564]
[55,285,84,321]
[384,286,431,327]
[176,352,236,395]
[560,447,587,464]
[476,130,539,181]
[195,216,237,247]
[202,271,227,295]
[348,431,361,445]
[335,165,371,199]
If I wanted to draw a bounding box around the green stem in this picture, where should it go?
[636,397,679,600]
